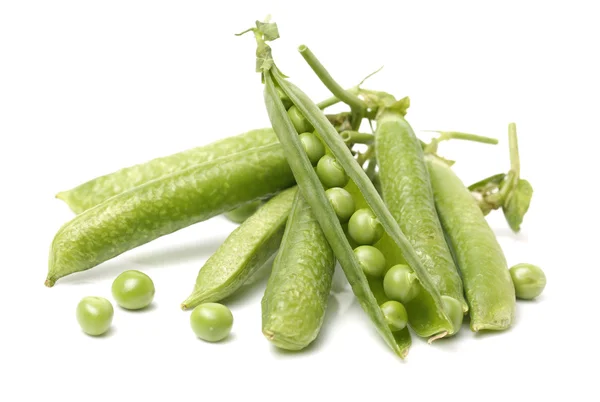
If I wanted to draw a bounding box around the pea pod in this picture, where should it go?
[261,191,335,350]
[426,154,516,331]
[181,187,297,310]
[263,71,417,358]
[57,128,278,214]
[46,143,295,287]
[375,111,467,338]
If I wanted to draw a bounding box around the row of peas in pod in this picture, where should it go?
[47,19,545,359]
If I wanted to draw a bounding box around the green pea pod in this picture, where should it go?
[264,72,414,358]
[262,191,335,350]
[375,112,467,338]
[181,187,297,310]
[57,128,278,213]
[46,143,295,287]
[426,155,516,331]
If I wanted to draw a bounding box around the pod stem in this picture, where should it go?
[299,45,368,130]
[341,131,374,146]
[423,130,499,154]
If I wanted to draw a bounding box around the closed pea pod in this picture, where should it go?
[426,154,516,331]
[261,191,335,350]
[46,143,295,286]
[375,110,467,337]
[57,128,279,214]
[181,187,298,309]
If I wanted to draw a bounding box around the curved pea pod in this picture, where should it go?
[46,143,295,287]
[181,187,297,310]
[375,112,467,338]
[261,192,335,351]
[426,155,516,331]
[56,128,278,213]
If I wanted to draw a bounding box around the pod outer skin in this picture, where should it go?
[57,128,278,214]
[182,187,298,309]
[375,113,467,336]
[46,143,294,286]
[261,192,335,351]
[426,155,516,331]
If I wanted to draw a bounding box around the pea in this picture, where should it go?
[111,270,155,310]
[190,303,233,342]
[348,208,384,245]
[299,132,326,166]
[509,263,546,300]
[316,155,349,189]
[380,301,408,332]
[224,200,263,224]
[275,85,293,110]
[383,264,420,303]
[325,187,355,223]
[441,296,464,332]
[76,296,114,336]
[288,105,314,134]
[354,245,386,277]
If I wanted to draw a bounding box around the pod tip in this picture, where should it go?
[44,278,55,288]
[180,303,188,311]
[427,331,448,344]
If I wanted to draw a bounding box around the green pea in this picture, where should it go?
[190,303,233,342]
[509,263,546,300]
[111,270,155,310]
[348,208,384,245]
[316,155,349,189]
[442,296,464,332]
[299,132,326,166]
[76,296,114,336]
[354,245,386,277]
[380,301,408,331]
[224,200,263,224]
[325,187,355,223]
[275,85,293,110]
[288,105,313,134]
[383,264,420,303]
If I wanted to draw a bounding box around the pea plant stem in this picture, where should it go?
[340,131,374,146]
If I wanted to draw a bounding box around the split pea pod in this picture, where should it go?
[261,191,335,350]
[57,128,278,214]
[46,143,295,287]
[181,187,298,310]
[376,111,467,338]
[262,68,455,358]
[426,155,516,331]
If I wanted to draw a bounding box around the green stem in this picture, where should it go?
[340,131,374,146]
[424,130,499,145]
[356,146,375,166]
[299,45,367,130]
[316,86,359,110]
[508,123,520,176]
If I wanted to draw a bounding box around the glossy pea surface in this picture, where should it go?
[348,208,384,245]
[112,270,155,310]
[380,301,408,331]
[76,296,114,336]
[190,303,233,342]
[383,264,420,303]
[299,132,325,166]
[354,245,386,277]
[325,187,355,223]
[288,105,313,133]
[509,263,546,300]
[316,155,349,188]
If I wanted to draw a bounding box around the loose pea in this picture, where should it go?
[380,301,408,331]
[76,296,114,336]
[441,296,464,332]
[190,303,233,342]
[316,155,349,189]
[509,263,546,300]
[325,187,355,223]
[348,208,384,245]
[299,132,326,166]
[111,270,155,310]
[383,264,420,303]
[354,245,386,277]
[288,105,313,134]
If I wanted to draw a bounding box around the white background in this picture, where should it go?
[1,1,599,401]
